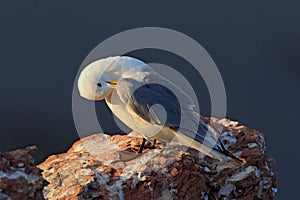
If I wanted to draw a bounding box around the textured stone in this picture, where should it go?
[38,118,278,200]
[0,146,47,200]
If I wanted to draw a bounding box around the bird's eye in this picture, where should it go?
[96,83,102,87]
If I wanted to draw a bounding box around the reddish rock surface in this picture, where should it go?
[38,118,277,200]
[0,146,47,200]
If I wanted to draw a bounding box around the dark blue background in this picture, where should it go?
[0,1,299,199]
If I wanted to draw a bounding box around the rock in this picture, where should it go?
[0,146,47,200]
[247,143,258,150]
[38,118,278,200]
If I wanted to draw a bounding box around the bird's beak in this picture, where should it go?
[106,81,118,88]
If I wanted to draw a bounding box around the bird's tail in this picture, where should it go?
[173,131,246,165]
[192,140,245,165]
[213,140,246,164]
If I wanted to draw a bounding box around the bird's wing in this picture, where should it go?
[115,73,220,149]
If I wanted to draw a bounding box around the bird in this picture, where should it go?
[77,56,244,164]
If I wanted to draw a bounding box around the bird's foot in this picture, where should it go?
[145,139,156,148]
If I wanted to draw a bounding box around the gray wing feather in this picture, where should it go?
[116,74,220,149]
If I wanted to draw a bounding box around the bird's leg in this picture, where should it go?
[138,138,147,153]
[151,139,157,148]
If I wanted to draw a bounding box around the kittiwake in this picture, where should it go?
[77,56,244,164]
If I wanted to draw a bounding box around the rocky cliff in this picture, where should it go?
[38,118,277,200]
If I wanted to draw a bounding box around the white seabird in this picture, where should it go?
[77,56,244,164]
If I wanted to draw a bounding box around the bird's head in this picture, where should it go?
[77,57,120,101]
[78,56,151,101]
